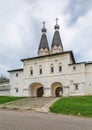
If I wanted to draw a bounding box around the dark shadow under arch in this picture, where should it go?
[36,87,44,97]
[55,87,63,97]
[51,82,63,97]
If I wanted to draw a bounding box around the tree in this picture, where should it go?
[0,75,9,83]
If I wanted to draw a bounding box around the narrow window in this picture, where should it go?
[39,65,42,75]
[15,88,18,93]
[59,66,62,72]
[40,68,42,75]
[51,67,54,73]
[16,73,18,77]
[75,84,78,90]
[51,64,54,73]
[30,70,33,75]
[73,66,76,70]
[59,63,62,72]
[30,67,33,75]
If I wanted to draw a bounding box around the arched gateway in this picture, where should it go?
[51,82,63,97]
[29,83,44,97]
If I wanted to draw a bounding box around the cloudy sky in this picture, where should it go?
[0,0,92,77]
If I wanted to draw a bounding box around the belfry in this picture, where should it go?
[7,19,92,97]
[38,22,49,56]
[51,18,63,54]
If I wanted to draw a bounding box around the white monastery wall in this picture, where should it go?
[85,64,92,95]
[9,53,92,97]
[0,82,10,96]
[10,71,24,96]
[68,63,86,96]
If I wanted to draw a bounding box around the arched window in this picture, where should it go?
[39,65,42,75]
[59,63,62,72]
[51,64,54,73]
[30,67,33,75]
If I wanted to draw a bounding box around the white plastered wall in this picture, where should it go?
[9,53,92,97]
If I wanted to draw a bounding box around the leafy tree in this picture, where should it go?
[0,75,9,83]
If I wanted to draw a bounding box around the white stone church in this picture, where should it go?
[8,20,92,97]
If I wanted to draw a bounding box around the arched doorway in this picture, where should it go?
[51,82,63,97]
[37,87,43,97]
[29,83,44,97]
[55,87,63,97]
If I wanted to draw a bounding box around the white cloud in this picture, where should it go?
[65,8,92,61]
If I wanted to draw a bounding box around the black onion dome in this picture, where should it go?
[54,24,60,30]
[41,27,47,33]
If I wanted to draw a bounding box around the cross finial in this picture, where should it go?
[43,21,45,28]
[54,18,60,30]
[42,21,46,33]
[56,18,58,25]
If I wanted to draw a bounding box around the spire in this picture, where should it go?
[38,22,50,56]
[51,18,63,54]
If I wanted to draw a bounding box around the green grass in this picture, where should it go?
[0,96,25,104]
[50,96,92,117]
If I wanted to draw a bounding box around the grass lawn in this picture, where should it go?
[0,96,25,105]
[50,96,92,117]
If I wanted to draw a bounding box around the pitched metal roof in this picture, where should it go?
[8,68,23,73]
[51,30,63,48]
[39,33,49,50]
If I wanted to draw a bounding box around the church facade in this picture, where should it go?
[8,21,92,97]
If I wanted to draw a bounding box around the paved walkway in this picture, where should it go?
[0,97,58,112]
[0,110,92,130]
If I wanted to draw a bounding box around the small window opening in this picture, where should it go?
[16,73,18,77]
[30,70,33,75]
[59,66,62,72]
[51,67,54,73]
[73,66,76,70]
[15,88,18,93]
[40,68,42,75]
[75,84,78,90]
